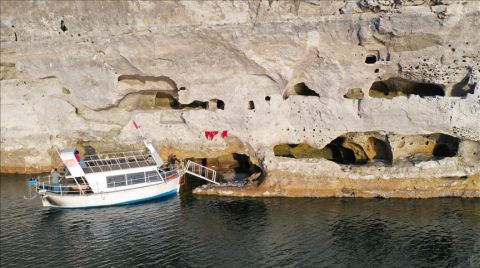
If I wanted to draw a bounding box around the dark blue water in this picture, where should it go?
[1,174,479,267]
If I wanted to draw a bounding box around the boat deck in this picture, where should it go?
[81,150,157,173]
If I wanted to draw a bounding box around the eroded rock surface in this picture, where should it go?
[1,0,479,197]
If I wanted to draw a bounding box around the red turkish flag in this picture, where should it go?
[132,120,140,129]
[205,131,219,140]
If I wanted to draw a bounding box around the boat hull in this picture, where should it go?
[40,177,180,208]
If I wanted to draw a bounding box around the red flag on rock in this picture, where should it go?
[132,120,140,129]
[204,131,219,140]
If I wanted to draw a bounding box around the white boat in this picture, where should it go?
[28,122,219,208]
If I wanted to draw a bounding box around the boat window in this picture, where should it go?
[127,172,145,185]
[146,171,161,182]
[107,175,126,188]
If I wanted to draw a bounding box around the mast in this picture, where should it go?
[132,120,164,167]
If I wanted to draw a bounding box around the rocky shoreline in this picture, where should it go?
[193,173,480,199]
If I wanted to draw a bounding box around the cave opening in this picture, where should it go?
[184,153,262,188]
[432,134,459,158]
[188,101,208,109]
[327,143,355,164]
[367,137,393,163]
[217,99,225,110]
[60,20,68,32]
[369,77,445,98]
[155,91,178,108]
[233,153,258,175]
[265,96,271,101]
[365,55,377,64]
[155,91,207,110]
[293,82,320,97]
[248,100,255,110]
[273,135,394,165]
[273,139,362,165]
[273,133,462,166]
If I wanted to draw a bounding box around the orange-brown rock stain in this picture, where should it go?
[194,172,480,198]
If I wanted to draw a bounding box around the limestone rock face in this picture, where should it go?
[1,0,479,197]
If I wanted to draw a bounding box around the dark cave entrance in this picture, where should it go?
[183,153,263,189]
[273,135,394,165]
[369,77,445,98]
[293,82,320,97]
[273,138,366,165]
[432,134,459,158]
[367,137,393,163]
[248,100,255,110]
[154,91,208,110]
[325,138,357,164]
[365,55,377,64]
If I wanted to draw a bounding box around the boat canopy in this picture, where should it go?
[59,148,86,177]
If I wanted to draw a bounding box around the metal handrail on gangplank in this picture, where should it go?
[182,160,219,185]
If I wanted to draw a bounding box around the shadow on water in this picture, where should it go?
[332,217,394,260]
[212,198,268,219]
[39,207,64,222]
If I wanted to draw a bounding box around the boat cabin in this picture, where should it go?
[57,147,175,194]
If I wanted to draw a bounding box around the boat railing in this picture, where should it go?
[183,160,219,185]
[105,170,176,188]
[32,175,91,196]
[81,150,157,173]
[32,168,179,195]
[36,182,91,196]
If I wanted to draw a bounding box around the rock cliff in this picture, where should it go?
[1,0,479,197]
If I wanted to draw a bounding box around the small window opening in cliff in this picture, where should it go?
[248,101,255,110]
[369,77,445,98]
[208,99,225,110]
[294,82,319,97]
[365,55,377,64]
[265,96,271,101]
[433,134,459,158]
[60,20,68,32]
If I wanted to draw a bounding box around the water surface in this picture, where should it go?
[1,174,479,267]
